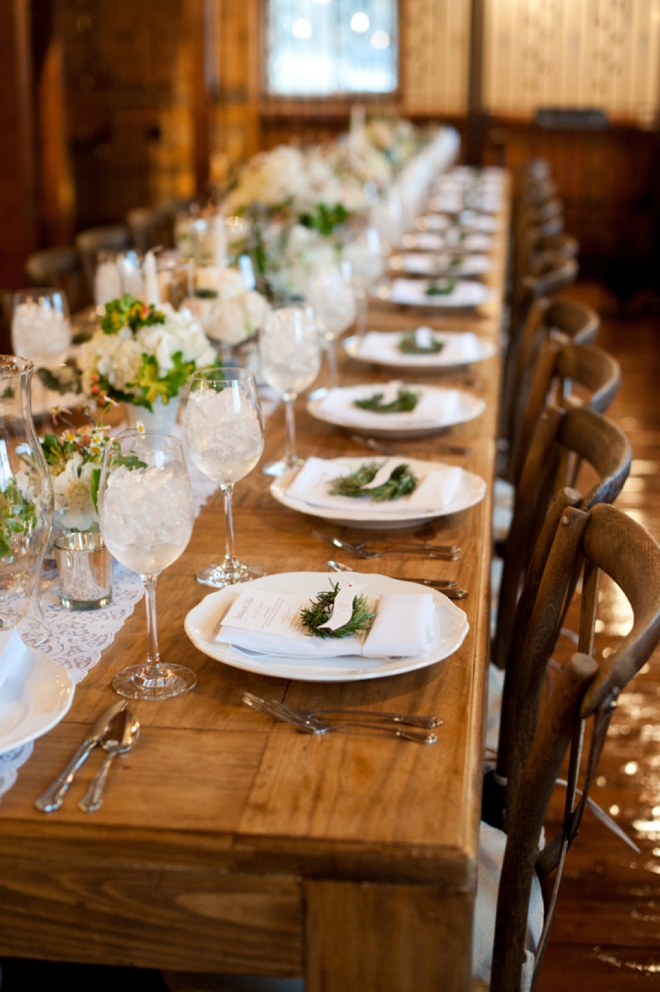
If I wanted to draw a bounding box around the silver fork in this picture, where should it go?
[242,693,439,744]
[327,560,469,599]
[350,434,472,458]
[328,536,461,562]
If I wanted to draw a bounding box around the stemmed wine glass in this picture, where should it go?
[306,266,356,387]
[12,288,71,412]
[98,432,197,700]
[343,228,384,338]
[185,367,265,588]
[259,304,321,477]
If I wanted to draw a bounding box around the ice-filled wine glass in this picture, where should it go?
[306,266,356,387]
[12,288,71,411]
[185,367,265,588]
[259,304,321,477]
[98,432,196,700]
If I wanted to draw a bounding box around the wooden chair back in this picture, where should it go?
[490,504,660,991]
[493,405,631,676]
[25,246,89,312]
[127,207,177,254]
[74,225,133,293]
[510,338,620,487]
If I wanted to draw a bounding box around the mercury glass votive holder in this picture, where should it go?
[54,532,113,611]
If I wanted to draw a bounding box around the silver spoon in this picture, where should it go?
[78,709,140,813]
[327,560,468,599]
[350,434,472,457]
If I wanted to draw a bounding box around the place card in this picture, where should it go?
[219,590,305,638]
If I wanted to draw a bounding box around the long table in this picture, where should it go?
[0,185,508,991]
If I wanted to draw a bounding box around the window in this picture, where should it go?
[266,0,398,97]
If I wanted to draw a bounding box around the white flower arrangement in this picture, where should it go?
[192,267,270,345]
[41,419,111,533]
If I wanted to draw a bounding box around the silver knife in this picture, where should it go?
[35,699,128,813]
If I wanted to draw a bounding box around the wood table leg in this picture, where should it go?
[304,879,473,992]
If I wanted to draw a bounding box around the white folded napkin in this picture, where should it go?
[389,278,489,308]
[355,329,485,366]
[0,630,31,696]
[285,456,464,514]
[316,382,462,427]
[399,253,491,277]
[215,586,436,659]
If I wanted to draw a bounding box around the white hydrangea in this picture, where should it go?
[136,305,216,372]
[226,146,310,214]
[52,456,97,531]
[78,326,143,397]
[192,268,270,345]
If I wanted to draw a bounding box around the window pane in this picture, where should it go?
[267,0,398,96]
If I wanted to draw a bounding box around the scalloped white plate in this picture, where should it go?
[0,646,75,754]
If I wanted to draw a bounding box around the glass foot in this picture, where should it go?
[112,662,197,700]
[262,457,303,477]
[196,560,267,588]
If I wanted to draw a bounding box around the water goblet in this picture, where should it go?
[12,288,72,414]
[98,431,197,700]
[343,228,384,337]
[185,367,265,588]
[259,304,321,477]
[306,266,356,387]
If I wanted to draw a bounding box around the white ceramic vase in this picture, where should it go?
[125,395,181,434]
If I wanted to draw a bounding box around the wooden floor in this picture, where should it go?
[1,281,660,990]
[539,282,660,990]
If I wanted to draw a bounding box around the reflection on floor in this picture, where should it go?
[539,283,660,991]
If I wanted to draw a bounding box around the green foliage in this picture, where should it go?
[398,331,445,355]
[354,387,420,414]
[300,581,377,639]
[299,203,350,238]
[0,480,37,558]
[329,460,418,501]
[101,295,166,335]
[36,366,83,395]
[426,278,456,297]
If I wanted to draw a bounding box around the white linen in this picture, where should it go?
[0,630,31,696]
[397,253,492,277]
[356,329,485,366]
[316,382,462,428]
[285,456,463,513]
[473,821,543,991]
[389,278,489,308]
[215,589,436,659]
[403,231,494,253]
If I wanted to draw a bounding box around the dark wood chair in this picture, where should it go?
[486,503,660,991]
[74,225,133,295]
[25,246,89,312]
[126,207,177,254]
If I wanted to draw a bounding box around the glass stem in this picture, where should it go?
[356,289,368,338]
[142,574,161,668]
[283,392,297,466]
[221,482,236,564]
[326,334,338,387]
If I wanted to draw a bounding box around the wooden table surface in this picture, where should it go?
[0,187,509,992]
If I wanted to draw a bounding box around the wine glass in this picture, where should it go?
[98,432,196,700]
[259,304,321,477]
[185,367,265,588]
[306,265,356,386]
[343,228,384,337]
[12,288,72,414]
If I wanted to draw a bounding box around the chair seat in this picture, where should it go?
[473,822,544,991]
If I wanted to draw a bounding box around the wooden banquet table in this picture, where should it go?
[0,186,509,992]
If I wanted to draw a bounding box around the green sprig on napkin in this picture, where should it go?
[300,581,377,639]
[354,387,420,414]
[399,331,444,355]
[426,278,456,297]
[329,460,418,501]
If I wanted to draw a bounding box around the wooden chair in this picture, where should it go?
[126,206,177,253]
[74,225,133,294]
[493,405,631,676]
[509,338,620,489]
[486,503,660,991]
[25,246,89,312]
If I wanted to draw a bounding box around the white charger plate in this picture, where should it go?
[270,457,487,529]
[184,571,470,682]
[307,383,485,438]
[0,646,75,754]
[344,333,498,371]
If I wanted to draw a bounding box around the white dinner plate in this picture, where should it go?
[344,333,498,371]
[270,457,487,529]
[401,232,494,254]
[307,383,485,438]
[0,646,75,754]
[375,278,492,309]
[389,253,492,277]
[184,571,470,682]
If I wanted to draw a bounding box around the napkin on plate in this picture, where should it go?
[285,456,464,513]
[355,329,485,366]
[389,278,488,308]
[316,383,462,427]
[0,630,31,695]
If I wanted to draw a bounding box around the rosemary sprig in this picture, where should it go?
[329,461,418,502]
[300,581,377,639]
[426,278,457,297]
[399,331,444,355]
[354,387,420,414]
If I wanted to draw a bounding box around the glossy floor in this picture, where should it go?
[539,284,660,991]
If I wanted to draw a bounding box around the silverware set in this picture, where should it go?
[350,433,472,458]
[327,559,468,599]
[313,531,461,561]
[35,700,140,814]
[243,692,440,744]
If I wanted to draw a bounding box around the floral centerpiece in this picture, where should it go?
[192,267,269,346]
[40,412,111,534]
[77,295,216,415]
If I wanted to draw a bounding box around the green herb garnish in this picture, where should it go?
[300,581,377,639]
[426,278,456,297]
[329,460,418,501]
[354,387,420,414]
[0,480,38,558]
[399,331,444,355]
